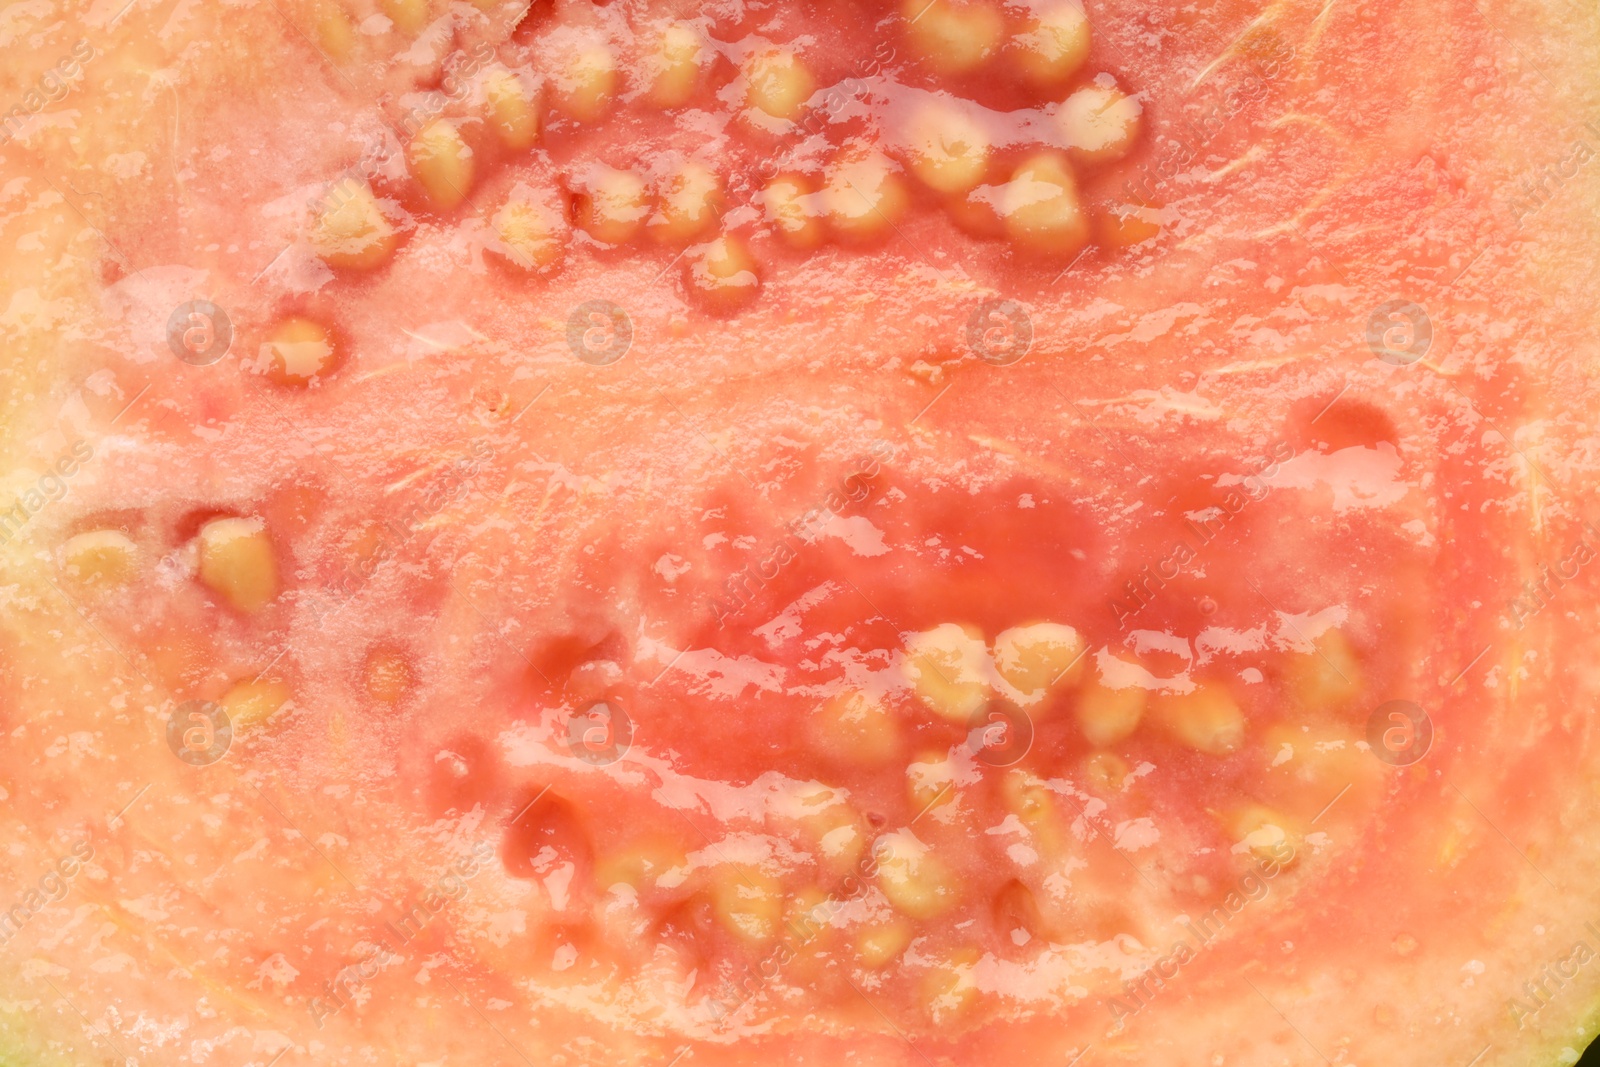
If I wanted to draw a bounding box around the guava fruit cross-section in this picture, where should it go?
[1,0,1599,1065]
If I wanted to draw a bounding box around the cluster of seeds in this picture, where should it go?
[57,484,1377,1022]
[301,0,1148,321]
[463,611,1373,1021]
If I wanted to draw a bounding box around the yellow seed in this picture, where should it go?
[595,840,687,893]
[686,234,761,311]
[903,99,992,195]
[407,119,474,208]
[650,22,706,107]
[1001,151,1090,258]
[762,174,825,249]
[920,947,981,1021]
[197,517,279,613]
[1013,1,1091,86]
[484,68,540,150]
[744,48,815,121]
[576,166,650,245]
[992,621,1084,695]
[1074,681,1145,747]
[856,921,912,967]
[997,768,1039,813]
[1082,751,1129,793]
[262,317,338,386]
[220,678,292,731]
[363,646,412,705]
[61,530,136,587]
[1257,723,1377,822]
[572,165,646,244]
[786,783,868,876]
[553,39,617,122]
[491,197,566,270]
[1058,80,1141,165]
[998,768,1053,828]
[876,829,958,919]
[1288,629,1364,711]
[902,0,1003,74]
[1151,683,1245,755]
[381,0,430,34]
[314,1,356,62]
[648,161,723,245]
[710,866,783,945]
[997,768,1067,857]
[907,749,958,813]
[806,688,902,766]
[824,148,911,245]
[1222,805,1300,869]
[310,180,398,270]
[902,623,989,722]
